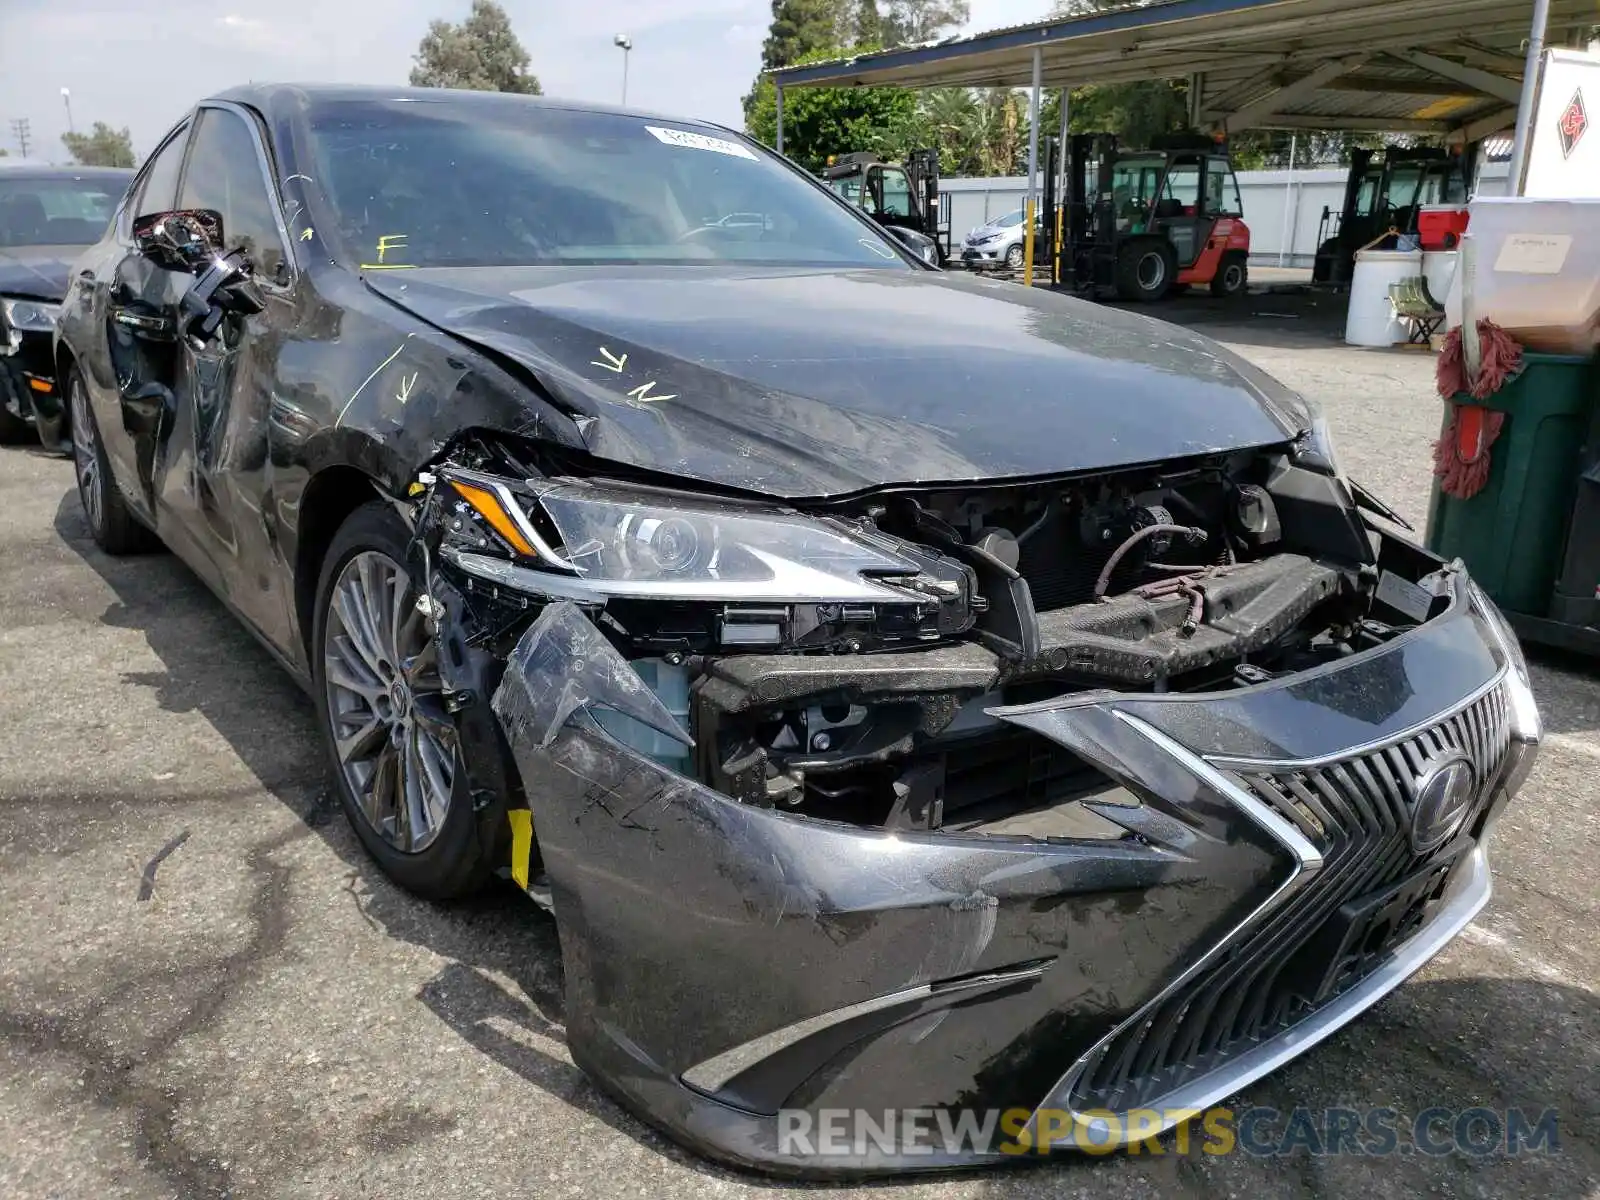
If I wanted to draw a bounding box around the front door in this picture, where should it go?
[1149,154,1208,268]
[156,103,299,638]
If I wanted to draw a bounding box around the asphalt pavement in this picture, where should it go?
[0,308,1596,1199]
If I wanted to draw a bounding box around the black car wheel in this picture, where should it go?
[312,501,496,899]
[1209,252,1248,298]
[1004,243,1025,270]
[1114,240,1176,302]
[67,366,158,554]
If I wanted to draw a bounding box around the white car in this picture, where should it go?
[959,208,1037,270]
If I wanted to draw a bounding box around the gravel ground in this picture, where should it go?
[0,306,1595,1200]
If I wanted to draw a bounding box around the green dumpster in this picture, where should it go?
[1425,352,1599,620]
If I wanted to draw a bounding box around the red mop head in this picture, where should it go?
[1432,319,1523,499]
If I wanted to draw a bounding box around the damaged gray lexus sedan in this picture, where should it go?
[54,85,1541,1174]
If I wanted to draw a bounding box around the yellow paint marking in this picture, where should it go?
[299,227,313,241]
[627,381,676,404]
[507,808,534,889]
[375,233,408,263]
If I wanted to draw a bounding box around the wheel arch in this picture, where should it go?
[294,464,385,658]
[53,340,79,439]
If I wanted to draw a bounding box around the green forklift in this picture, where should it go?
[821,149,948,264]
[1312,147,1470,285]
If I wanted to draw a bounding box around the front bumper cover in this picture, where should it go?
[488,571,1536,1176]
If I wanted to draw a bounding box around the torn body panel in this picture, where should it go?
[481,558,1536,1173]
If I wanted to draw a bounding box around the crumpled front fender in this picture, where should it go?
[491,602,1287,1173]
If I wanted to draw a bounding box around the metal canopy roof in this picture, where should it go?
[769,0,1597,139]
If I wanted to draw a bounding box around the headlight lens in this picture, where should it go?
[533,482,919,602]
[1,297,61,334]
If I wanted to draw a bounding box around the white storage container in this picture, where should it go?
[1444,197,1600,353]
[1345,248,1422,346]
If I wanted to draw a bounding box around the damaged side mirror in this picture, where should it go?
[132,209,226,273]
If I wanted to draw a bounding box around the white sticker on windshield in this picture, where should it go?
[646,125,759,161]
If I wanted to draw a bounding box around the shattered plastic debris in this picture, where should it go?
[491,600,693,750]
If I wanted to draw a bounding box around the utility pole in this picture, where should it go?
[61,88,75,134]
[9,117,31,158]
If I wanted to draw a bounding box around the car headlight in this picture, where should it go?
[440,473,957,604]
[1,297,62,334]
[433,473,977,651]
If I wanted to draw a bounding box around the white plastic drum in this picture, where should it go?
[1345,248,1423,346]
[1422,250,1458,311]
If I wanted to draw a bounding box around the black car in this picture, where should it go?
[55,85,1541,1175]
[0,165,133,443]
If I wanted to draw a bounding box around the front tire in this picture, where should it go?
[67,365,158,554]
[312,501,496,899]
[1004,243,1025,270]
[1115,239,1176,302]
[1209,252,1248,298]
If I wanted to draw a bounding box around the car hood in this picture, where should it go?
[0,246,78,301]
[368,265,1302,498]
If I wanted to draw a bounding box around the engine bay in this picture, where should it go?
[415,431,1444,837]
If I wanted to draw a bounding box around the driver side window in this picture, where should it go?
[178,108,287,280]
[135,125,191,219]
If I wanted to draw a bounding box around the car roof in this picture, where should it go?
[208,83,722,131]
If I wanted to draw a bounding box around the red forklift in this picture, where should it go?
[1046,133,1252,302]
[821,149,949,263]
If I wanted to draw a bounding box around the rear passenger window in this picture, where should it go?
[135,125,190,218]
[178,108,286,278]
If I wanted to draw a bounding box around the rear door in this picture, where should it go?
[158,102,300,639]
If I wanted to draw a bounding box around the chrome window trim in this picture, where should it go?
[191,100,297,285]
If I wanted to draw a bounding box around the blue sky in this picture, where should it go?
[0,0,1055,163]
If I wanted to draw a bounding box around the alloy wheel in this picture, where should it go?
[69,375,103,535]
[323,550,456,853]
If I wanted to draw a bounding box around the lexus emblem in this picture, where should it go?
[1411,750,1478,853]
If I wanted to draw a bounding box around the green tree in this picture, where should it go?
[746,48,919,171]
[882,0,969,43]
[61,122,135,168]
[854,0,885,47]
[761,0,848,69]
[410,0,540,94]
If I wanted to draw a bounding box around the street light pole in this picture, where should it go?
[60,87,74,134]
[613,34,632,107]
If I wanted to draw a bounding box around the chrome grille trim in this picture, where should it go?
[1030,684,1510,1142]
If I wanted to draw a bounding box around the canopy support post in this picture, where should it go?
[1507,0,1552,194]
[1024,45,1042,288]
